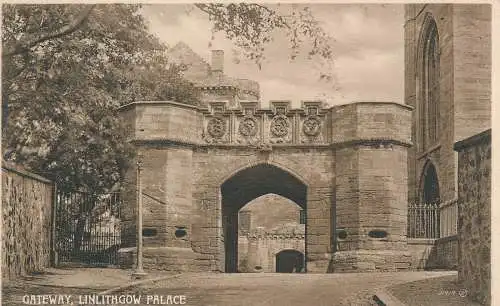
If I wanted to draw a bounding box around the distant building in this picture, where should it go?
[237,195,305,273]
[168,42,260,108]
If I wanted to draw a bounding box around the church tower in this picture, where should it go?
[404,4,491,205]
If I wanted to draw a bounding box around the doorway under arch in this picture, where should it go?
[414,160,441,238]
[420,161,440,204]
[221,163,307,273]
[275,250,305,273]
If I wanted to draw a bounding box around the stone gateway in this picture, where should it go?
[116,4,491,275]
[118,99,413,273]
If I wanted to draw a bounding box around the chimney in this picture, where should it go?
[211,50,224,77]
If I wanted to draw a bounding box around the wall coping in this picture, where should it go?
[407,238,436,245]
[436,235,458,244]
[117,100,414,113]
[407,235,457,245]
[118,100,201,112]
[453,128,491,151]
[1,160,53,184]
[332,101,414,111]
[132,138,413,149]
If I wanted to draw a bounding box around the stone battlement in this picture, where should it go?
[244,233,305,240]
[240,223,305,240]
[119,100,412,148]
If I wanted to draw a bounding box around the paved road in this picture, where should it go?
[125,271,455,306]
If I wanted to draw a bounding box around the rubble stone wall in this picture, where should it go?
[2,163,53,281]
[455,129,491,305]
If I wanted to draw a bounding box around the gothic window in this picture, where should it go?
[419,18,440,151]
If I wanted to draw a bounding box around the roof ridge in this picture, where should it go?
[168,41,210,67]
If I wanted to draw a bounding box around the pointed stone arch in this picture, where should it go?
[416,12,440,151]
[419,159,441,204]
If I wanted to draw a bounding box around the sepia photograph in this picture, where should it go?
[1,2,493,305]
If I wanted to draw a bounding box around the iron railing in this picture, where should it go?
[407,202,440,238]
[55,190,121,266]
[407,199,458,239]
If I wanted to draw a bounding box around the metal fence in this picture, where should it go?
[439,199,458,237]
[407,202,440,239]
[54,190,121,266]
[407,199,458,239]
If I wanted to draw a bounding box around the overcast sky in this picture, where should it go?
[140,4,404,107]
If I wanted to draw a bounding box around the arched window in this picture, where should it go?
[419,17,440,151]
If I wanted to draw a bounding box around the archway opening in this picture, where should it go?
[221,164,307,273]
[276,250,305,273]
[414,161,440,238]
[237,194,305,273]
[421,162,440,204]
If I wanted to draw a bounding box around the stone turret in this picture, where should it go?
[168,42,260,108]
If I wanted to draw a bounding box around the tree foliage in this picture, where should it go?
[195,3,336,81]
[2,4,200,194]
[2,3,337,195]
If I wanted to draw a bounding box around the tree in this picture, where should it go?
[2,3,336,195]
[2,4,200,194]
[3,4,204,255]
[3,3,337,256]
[2,5,95,58]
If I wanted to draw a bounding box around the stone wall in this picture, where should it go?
[454,129,491,305]
[2,163,54,281]
[240,194,301,230]
[407,239,434,270]
[238,231,305,273]
[407,236,457,270]
[432,235,458,269]
[452,5,492,140]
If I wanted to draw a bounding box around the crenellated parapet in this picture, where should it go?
[119,100,412,149]
[201,100,329,146]
[246,233,305,240]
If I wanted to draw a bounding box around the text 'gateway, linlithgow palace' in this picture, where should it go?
[1,3,492,306]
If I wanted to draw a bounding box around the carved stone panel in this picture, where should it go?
[203,116,229,144]
[236,115,261,145]
[269,115,292,144]
[301,115,324,143]
[239,117,258,137]
[303,116,321,136]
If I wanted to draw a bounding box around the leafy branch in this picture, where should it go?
[194,3,336,83]
[2,5,95,58]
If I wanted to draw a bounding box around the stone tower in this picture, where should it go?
[167,42,260,108]
[404,4,491,205]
